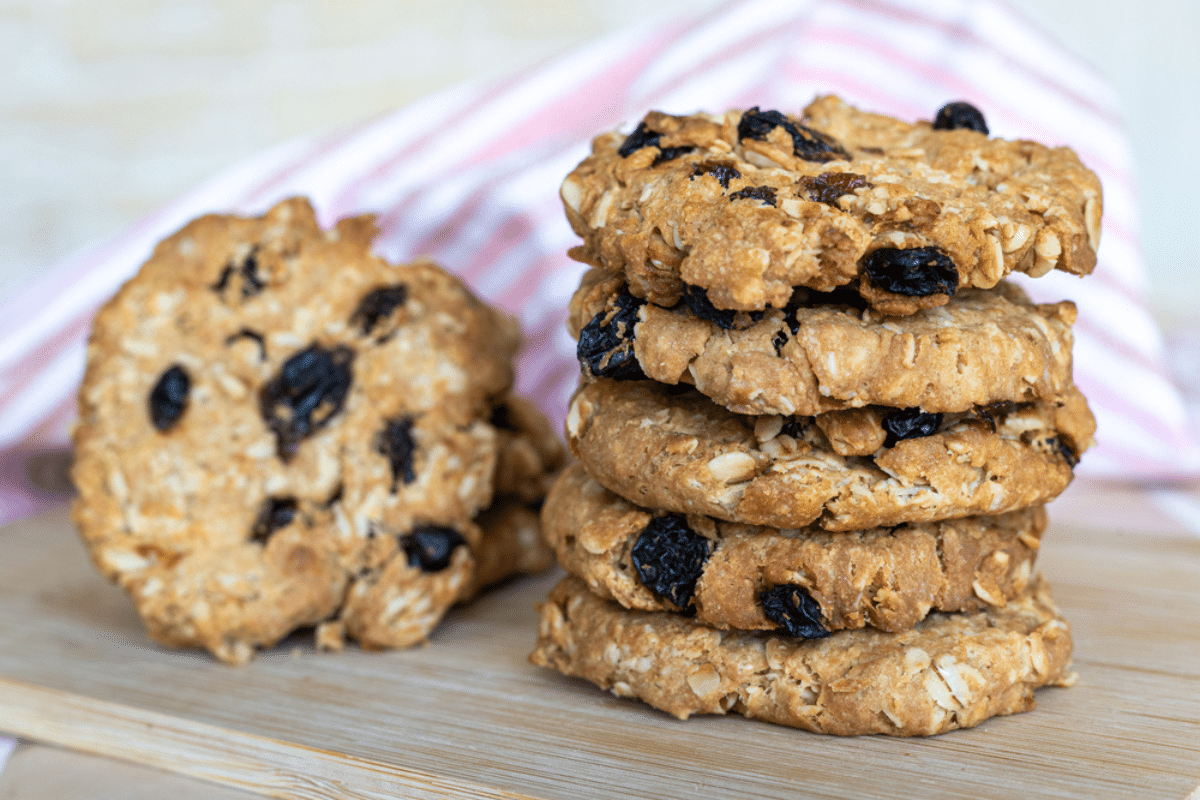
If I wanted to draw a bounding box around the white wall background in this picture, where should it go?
[2,0,1196,328]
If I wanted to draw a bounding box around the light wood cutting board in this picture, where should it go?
[1,503,1198,800]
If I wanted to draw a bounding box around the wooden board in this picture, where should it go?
[2,501,1199,800]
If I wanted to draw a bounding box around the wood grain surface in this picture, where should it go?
[1,503,1198,800]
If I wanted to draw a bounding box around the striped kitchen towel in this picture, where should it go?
[2,0,1198,526]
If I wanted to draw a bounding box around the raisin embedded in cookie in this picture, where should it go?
[570,269,1080,418]
[543,462,1045,634]
[530,575,1075,736]
[561,96,1101,315]
[566,380,1093,531]
[71,197,553,664]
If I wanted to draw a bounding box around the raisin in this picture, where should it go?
[260,344,354,461]
[682,284,764,331]
[211,249,266,299]
[862,247,958,297]
[489,403,515,431]
[1056,437,1080,467]
[772,329,788,355]
[692,162,741,189]
[351,285,408,337]
[781,417,808,439]
[737,107,849,163]
[630,515,711,611]
[933,101,989,134]
[728,185,778,207]
[976,400,1017,433]
[577,290,646,380]
[377,416,417,489]
[250,496,297,543]
[882,407,944,447]
[617,120,692,165]
[760,584,829,639]
[400,525,466,572]
[148,365,190,432]
[224,328,267,360]
[798,172,870,206]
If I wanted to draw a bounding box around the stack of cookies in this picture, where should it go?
[531,97,1099,736]
[73,198,565,664]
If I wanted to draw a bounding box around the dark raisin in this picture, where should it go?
[350,285,408,337]
[976,401,1017,432]
[1055,437,1080,468]
[682,284,764,331]
[798,172,870,205]
[377,416,417,489]
[224,328,267,360]
[401,525,466,572]
[618,121,661,157]
[148,365,190,432]
[862,247,958,297]
[692,162,741,189]
[772,301,802,355]
[933,101,989,135]
[728,185,777,207]
[772,329,788,355]
[781,417,808,439]
[577,290,646,380]
[737,107,849,163]
[250,496,297,543]
[882,407,944,448]
[489,403,515,431]
[211,249,266,299]
[260,344,354,461]
[653,146,694,166]
[630,515,711,611]
[760,584,829,639]
[617,120,692,165]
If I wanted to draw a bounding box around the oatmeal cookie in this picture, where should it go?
[571,269,1079,417]
[322,495,555,652]
[561,96,1101,315]
[71,197,543,663]
[543,462,1044,635]
[566,380,1092,530]
[530,574,1075,736]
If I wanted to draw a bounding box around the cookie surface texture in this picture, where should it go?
[530,575,1075,736]
[570,269,1080,417]
[71,197,546,663]
[567,380,1090,530]
[561,96,1101,315]
[543,462,1045,633]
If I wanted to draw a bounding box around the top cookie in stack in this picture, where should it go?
[531,97,1098,736]
[560,96,1101,316]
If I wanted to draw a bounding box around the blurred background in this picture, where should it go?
[1,0,1197,336]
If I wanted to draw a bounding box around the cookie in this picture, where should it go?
[530,575,1075,736]
[71,197,548,663]
[570,269,1079,417]
[321,495,555,652]
[566,380,1092,531]
[561,96,1101,315]
[543,461,1044,634]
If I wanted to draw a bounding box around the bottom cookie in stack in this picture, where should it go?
[529,463,1076,736]
[530,574,1074,737]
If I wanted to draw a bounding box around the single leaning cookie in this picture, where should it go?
[531,575,1075,736]
[562,96,1101,316]
[72,197,563,664]
[571,269,1079,417]
[543,462,1045,635]
[567,379,1092,531]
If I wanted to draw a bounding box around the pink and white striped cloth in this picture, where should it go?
[2,0,1198,525]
